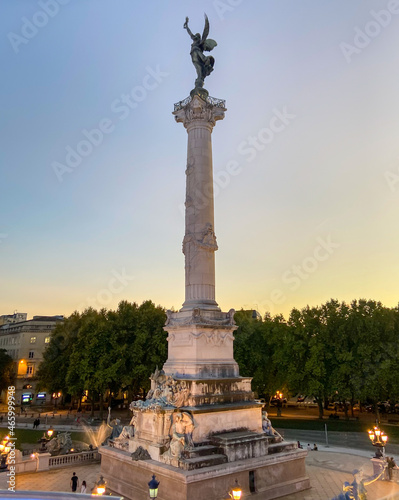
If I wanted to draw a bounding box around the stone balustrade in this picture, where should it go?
[14,450,100,474]
[48,450,100,468]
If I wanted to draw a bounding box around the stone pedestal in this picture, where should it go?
[101,445,310,500]
[163,308,239,378]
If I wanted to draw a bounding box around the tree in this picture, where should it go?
[0,349,14,393]
[234,310,287,399]
[38,300,167,416]
[37,311,82,400]
[272,305,336,418]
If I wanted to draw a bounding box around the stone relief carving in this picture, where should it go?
[131,446,151,461]
[108,406,136,450]
[184,100,216,126]
[191,329,235,346]
[161,411,195,461]
[185,157,195,174]
[47,432,72,455]
[182,224,218,255]
[165,308,236,329]
[131,368,190,411]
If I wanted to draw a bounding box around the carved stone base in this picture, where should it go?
[129,402,263,464]
[164,308,239,378]
[100,445,310,500]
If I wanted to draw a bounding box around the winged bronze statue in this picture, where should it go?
[184,14,217,89]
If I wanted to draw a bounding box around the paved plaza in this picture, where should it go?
[1,446,398,499]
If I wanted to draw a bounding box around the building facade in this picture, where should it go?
[0,314,63,406]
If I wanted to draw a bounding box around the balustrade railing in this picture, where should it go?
[48,450,100,468]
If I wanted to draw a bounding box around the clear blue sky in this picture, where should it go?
[1,0,399,319]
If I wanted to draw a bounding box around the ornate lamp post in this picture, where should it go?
[230,479,243,500]
[38,432,49,453]
[148,475,160,499]
[94,475,107,495]
[368,424,388,456]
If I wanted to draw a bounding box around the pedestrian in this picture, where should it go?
[313,443,318,451]
[0,415,3,423]
[70,472,79,493]
[80,480,87,493]
[37,417,40,427]
[307,443,312,451]
[297,441,303,449]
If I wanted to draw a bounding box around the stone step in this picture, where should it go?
[268,441,297,455]
[179,453,228,471]
[182,445,220,459]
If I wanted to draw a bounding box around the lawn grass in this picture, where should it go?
[272,417,399,441]
[0,429,90,447]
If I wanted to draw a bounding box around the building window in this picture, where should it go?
[30,336,36,344]
[26,365,33,376]
[29,351,34,359]
[44,336,50,344]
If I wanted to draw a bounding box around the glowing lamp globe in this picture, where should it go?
[148,474,160,499]
[231,479,243,500]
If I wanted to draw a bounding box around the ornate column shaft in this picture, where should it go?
[162,93,240,379]
[173,94,226,311]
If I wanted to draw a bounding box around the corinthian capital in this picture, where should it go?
[173,94,226,129]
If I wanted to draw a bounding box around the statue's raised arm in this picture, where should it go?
[184,17,195,40]
[184,13,217,90]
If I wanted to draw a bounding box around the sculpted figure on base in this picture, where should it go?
[184,14,217,89]
[162,411,196,460]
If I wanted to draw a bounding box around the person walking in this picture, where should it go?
[80,480,87,493]
[70,472,79,493]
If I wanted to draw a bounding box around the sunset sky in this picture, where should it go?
[1,0,399,319]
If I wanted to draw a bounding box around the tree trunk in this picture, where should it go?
[317,398,324,419]
[99,393,104,420]
[343,401,349,419]
[89,391,94,418]
[374,402,380,425]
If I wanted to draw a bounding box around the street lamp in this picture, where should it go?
[368,425,388,456]
[47,426,54,439]
[94,475,107,495]
[0,436,12,471]
[230,479,243,500]
[148,474,160,499]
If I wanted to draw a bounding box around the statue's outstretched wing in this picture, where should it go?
[202,13,210,42]
[204,38,217,52]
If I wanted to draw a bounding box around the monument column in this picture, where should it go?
[174,93,226,311]
[163,93,238,379]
